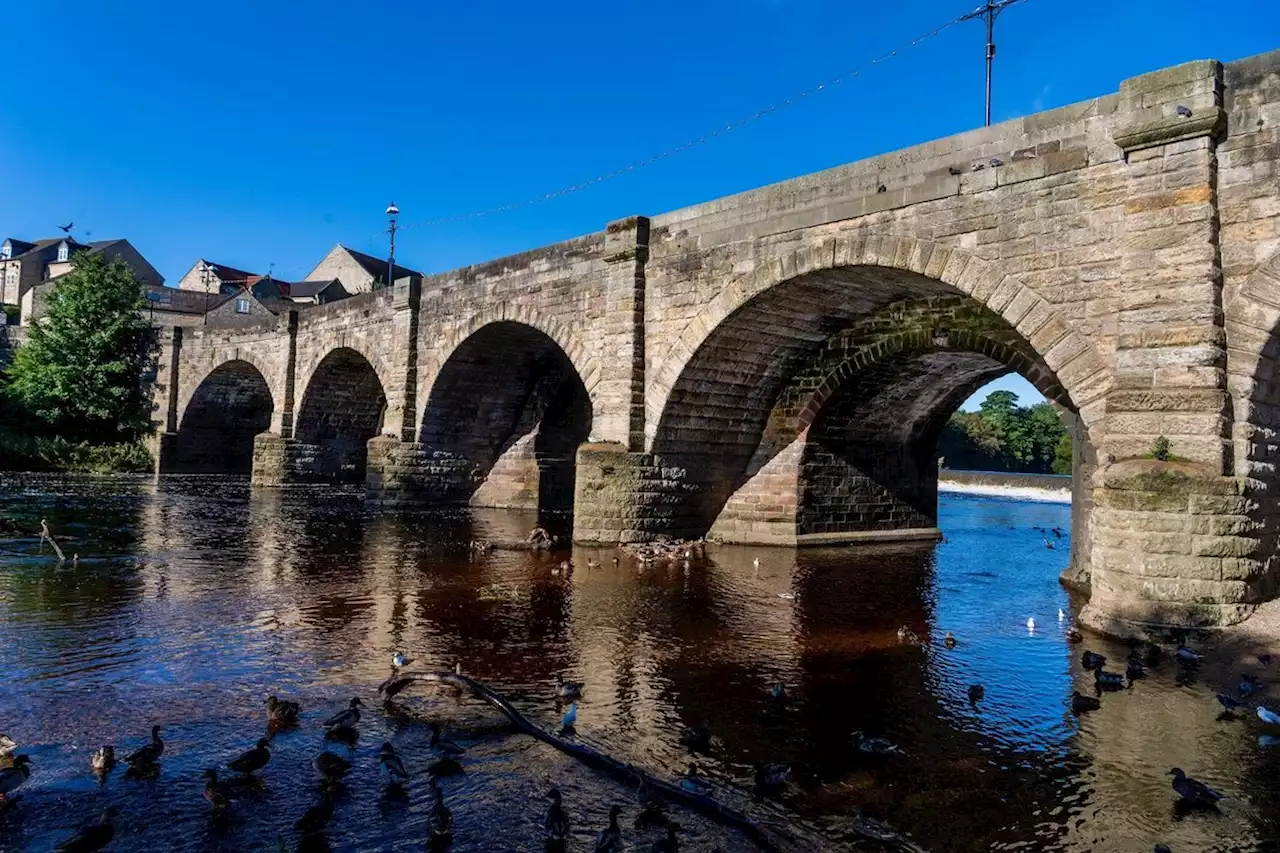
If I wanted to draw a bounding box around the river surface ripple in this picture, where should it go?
[0,477,1275,852]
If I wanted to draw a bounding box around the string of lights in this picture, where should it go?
[376,3,1008,240]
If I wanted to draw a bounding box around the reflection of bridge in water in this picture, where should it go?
[153,50,1280,634]
[113,483,1256,852]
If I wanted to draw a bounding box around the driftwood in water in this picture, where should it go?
[39,518,66,563]
[378,671,796,852]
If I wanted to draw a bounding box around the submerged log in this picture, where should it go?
[378,671,810,852]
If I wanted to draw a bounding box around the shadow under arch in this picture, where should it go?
[294,346,388,482]
[418,320,592,518]
[172,359,274,474]
[648,264,1100,556]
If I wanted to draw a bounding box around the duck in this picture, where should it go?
[1217,693,1246,712]
[1066,628,1084,644]
[679,723,712,753]
[1170,768,1225,807]
[427,782,454,845]
[392,652,413,669]
[545,788,571,843]
[679,764,713,797]
[1240,674,1265,695]
[1125,652,1146,681]
[429,722,466,758]
[1095,669,1126,691]
[229,738,271,775]
[426,755,464,777]
[124,725,164,766]
[968,684,985,704]
[556,673,584,700]
[90,746,115,774]
[1175,645,1203,664]
[1043,538,1055,550]
[373,742,407,783]
[896,625,920,645]
[769,683,787,701]
[852,731,903,756]
[633,776,669,829]
[54,806,118,852]
[594,804,623,852]
[295,790,334,834]
[325,723,359,746]
[203,768,236,809]
[323,697,364,730]
[1071,691,1101,714]
[312,750,351,782]
[943,632,957,649]
[1154,846,1172,853]
[0,755,31,801]
[266,695,301,725]
[754,762,790,793]
[1257,706,1280,726]
[561,703,578,731]
[1058,608,1066,622]
[0,734,15,757]
[1081,651,1107,671]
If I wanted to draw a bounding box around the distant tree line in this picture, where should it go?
[937,390,1072,475]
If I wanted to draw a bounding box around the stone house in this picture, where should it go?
[4,237,163,322]
[305,244,423,294]
[204,286,282,330]
[173,259,262,296]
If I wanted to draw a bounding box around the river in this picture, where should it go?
[0,477,1274,852]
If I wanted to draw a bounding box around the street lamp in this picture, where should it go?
[385,202,399,290]
[199,260,216,325]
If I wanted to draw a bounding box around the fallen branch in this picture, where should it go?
[39,518,66,563]
[379,671,806,852]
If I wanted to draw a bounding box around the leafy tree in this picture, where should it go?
[1052,432,1073,475]
[937,388,1071,474]
[5,252,154,443]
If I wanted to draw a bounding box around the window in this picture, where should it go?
[56,242,69,263]
[235,298,251,314]
[0,241,10,260]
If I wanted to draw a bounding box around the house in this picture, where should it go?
[3,237,163,321]
[173,259,261,296]
[305,244,423,294]
[139,284,234,327]
[203,285,282,329]
[250,276,349,306]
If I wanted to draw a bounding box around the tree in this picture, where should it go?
[937,388,1070,474]
[1052,432,1073,475]
[5,252,154,443]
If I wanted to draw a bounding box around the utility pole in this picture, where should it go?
[199,260,216,325]
[960,0,1024,126]
[385,202,399,290]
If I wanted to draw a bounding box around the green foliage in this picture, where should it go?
[1147,435,1173,462]
[1052,432,1073,475]
[938,391,1071,474]
[0,429,152,474]
[5,251,154,443]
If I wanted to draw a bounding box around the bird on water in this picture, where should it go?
[594,804,623,852]
[545,788,571,845]
[53,806,118,852]
[0,754,31,802]
[124,725,164,766]
[229,738,271,775]
[1170,768,1225,807]
[323,697,364,730]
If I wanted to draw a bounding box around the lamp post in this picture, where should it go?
[199,260,216,325]
[960,0,1024,127]
[385,202,399,290]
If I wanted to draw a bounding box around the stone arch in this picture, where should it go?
[295,336,395,417]
[647,236,1109,451]
[418,320,593,515]
[172,359,275,474]
[645,238,1107,546]
[421,304,600,410]
[294,347,388,482]
[1226,247,1280,480]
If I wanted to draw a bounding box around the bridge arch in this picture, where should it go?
[1227,247,1280,480]
[418,319,593,514]
[173,359,275,474]
[294,346,389,482]
[646,237,1108,547]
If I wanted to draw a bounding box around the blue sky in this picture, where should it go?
[3,0,1274,408]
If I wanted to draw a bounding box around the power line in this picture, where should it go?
[379,4,1009,241]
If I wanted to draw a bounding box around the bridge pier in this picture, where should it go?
[249,433,325,486]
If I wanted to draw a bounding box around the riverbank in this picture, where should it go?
[938,469,1071,504]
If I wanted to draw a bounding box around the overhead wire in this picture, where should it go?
[375,3,1008,240]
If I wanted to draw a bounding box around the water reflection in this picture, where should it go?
[0,479,1274,851]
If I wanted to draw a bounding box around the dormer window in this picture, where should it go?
[0,240,11,260]
[56,242,69,263]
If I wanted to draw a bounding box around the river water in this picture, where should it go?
[0,477,1275,852]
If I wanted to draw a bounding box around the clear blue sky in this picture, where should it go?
[3,0,1274,407]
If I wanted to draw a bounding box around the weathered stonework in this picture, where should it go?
[149,50,1280,633]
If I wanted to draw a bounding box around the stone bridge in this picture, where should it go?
[152,51,1280,635]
